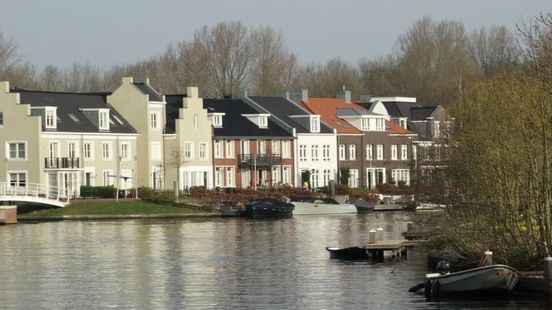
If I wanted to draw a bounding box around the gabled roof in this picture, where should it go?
[386,120,416,135]
[410,107,438,121]
[203,98,293,138]
[164,94,185,134]
[301,98,363,134]
[133,82,164,102]
[248,96,333,134]
[13,89,136,134]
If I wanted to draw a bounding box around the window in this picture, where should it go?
[434,121,441,138]
[299,144,307,162]
[150,112,160,130]
[392,169,410,185]
[391,145,398,160]
[272,166,281,184]
[84,142,93,160]
[366,144,373,160]
[323,169,331,186]
[282,141,291,158]
[283,166,291,185]
[311,145,319,161]
[113,115,123,125]
[258,140,266,154]
[46,108,56,129]
[7,142,26,160]
[259,116,268,128]
[361,118,369,131]
[214,140,223,158]
[199,143,208,160]
[99,111,109,130]
[120,143,131,160]
[184,142,194,160]
[400,118,407,129]
[213,115,223,127]
[68,113,79,122]
[349,144,356,160]
[49,141,59,158]
[310,117,320,132]
[401,145,408,160]
[310,169,319,189]
[225,140,234,158]
[0,112,4,127]
[193,114,198,129]
[68,142,78,158]
[376,144,384,160]
[271,140,280,154]
[376,118,384,131]
[348,169,359,188]
[226,167,235,187]
[151,142,161,161]
[215,167,224,187]
[102,142,112,160]
[9,172,26,187]
[322,145,330,161]
[339,144,346,160]
[103,170,114,186]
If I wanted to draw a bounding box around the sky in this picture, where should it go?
[1,0,551,70]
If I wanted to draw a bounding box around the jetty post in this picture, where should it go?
[544,256,552,285]
[483,250,493,265]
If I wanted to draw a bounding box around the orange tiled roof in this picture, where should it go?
[386,119,416,135]
[301,98,363,134]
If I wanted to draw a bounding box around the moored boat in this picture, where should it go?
[326,246,368,260]
[292,198,357,215]
[243,198,294,219]
[348,198,374,212]
[420,264,520,298]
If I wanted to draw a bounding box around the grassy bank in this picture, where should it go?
[25,199,216,217]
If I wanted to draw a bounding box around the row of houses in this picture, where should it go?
[0,77,448,198]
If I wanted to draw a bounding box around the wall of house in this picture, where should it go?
[0,82,42,187]
[296,133,338,189]
[108,77,165,189]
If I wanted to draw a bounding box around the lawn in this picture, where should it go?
[26,199,215,216]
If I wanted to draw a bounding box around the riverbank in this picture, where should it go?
[18,199,219,221]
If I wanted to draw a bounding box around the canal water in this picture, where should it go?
[0,212,549,309]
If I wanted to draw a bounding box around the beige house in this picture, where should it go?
[108,77,166,190]
[0,81,139,198]
[165,87,214,190]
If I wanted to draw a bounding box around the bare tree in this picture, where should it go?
[0,28,19,72]
[297,57,362,98]
[468,25,520,76]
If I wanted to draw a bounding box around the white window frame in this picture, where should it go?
[259,116,268,128]
[102,142,112,160]
[225,140,235,158]
[376,144,384,160]
[348,169,359,188]
[366,144,373,160]
[283,166,291,185]
[150,112,160,130]
[271,140,280,154]
[214,140,223,159]
[45,108,57,129]
[48,141,59,158]
[299,144,307,162]
[215,167,224,187]
[311,145,319,162]
[392,169,410,186]
[103,170,114,186]
[193,114,199,130]
[120,142,131,161]
[434,121,441,138]
[339,144,346,161]
[226,167,235,187]
[282,141,291,158]
[213,115,223,127]
[310,116,320,132]
[83,142,94,160]
[349,144,356,160]
[68,141,78,158]
[99,111,109,130]
[258,140,266,154]
[184,142,194,160]
[361,117,369,131]
[401,145,408,160]
[322,145,330,162]
[391,145,398,160]
[8,170,27,187]
[376,118,384,131]
[199,143,208,160]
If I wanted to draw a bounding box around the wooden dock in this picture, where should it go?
[373,204,404,211]
[366,239,407,261]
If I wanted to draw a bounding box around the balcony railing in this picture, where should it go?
[45,157,80,169]
[238,154,282,167]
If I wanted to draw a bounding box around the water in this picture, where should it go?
[0,212,548,309]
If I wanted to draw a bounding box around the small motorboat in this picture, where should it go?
[412,262,520,298]
[292,198,357,215]
[243,198,294,219]
[326,246,368,260]
[348,198,374,212]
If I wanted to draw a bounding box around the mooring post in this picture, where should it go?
[544,256,552,286]
[484,250,493,265]
[376,227,384,241]
[368,229,376,244]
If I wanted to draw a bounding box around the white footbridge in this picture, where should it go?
[0,182,70,208]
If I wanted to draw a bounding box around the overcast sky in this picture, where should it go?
[1,0,551,70]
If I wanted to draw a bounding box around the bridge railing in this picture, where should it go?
[0,182,70,202]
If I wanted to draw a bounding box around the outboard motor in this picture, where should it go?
[436,260,450,274]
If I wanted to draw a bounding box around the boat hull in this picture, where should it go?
[244,205,293,219]
[292,202,357,215]
[326,246,368,260]
[425,264,519,297]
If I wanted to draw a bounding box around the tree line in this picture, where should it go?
[1,17,521,105]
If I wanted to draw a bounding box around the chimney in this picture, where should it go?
[277,91,290,100]
[336,90,351,103]
[291,89,308,103]
[232,89,247,99]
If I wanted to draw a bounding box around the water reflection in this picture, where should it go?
[0,212,548,309]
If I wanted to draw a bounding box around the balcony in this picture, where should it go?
[45,157,80,169]
[238,154,282,167]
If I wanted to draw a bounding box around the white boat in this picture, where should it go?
[291,198,357,215]
[423,264,519,298]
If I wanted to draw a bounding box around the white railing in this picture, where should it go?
[0,182,70,203]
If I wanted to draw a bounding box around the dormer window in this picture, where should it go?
[259,115,268,128]
[361,117,369,131]
[310,116,320,132]
[45,108,57,129]
[213,114,223,127]
[376,118,384,131]
[99,110,109,130]
[399,118,407,129]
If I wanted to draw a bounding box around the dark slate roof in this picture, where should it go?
[164,94,186,134]
[410,107,437,121]
[249,96,333,134]
[14,89,136,134]
[133,82,164,102]
[382,101,419,118]
[203,98,293,138]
